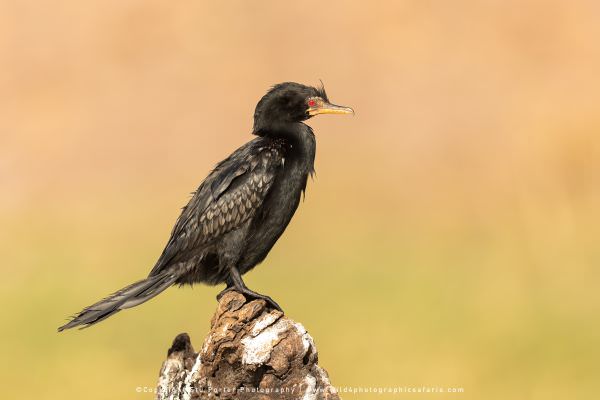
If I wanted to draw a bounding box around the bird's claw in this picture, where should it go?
[216,286,237,301]
[217,283,283,312]
[250,293,283,313]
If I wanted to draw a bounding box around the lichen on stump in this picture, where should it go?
[156,291,340,400]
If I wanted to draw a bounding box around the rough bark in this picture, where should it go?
[156,291,340,400]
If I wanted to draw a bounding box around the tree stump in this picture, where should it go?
[156,291,340,400]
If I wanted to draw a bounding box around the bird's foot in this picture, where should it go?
[218,286,283,312]
[239,289,283,313]
[216,286,237,301]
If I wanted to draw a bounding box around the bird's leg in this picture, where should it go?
[228,265,283,312]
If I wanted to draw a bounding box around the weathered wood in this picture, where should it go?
[156,291,340,400]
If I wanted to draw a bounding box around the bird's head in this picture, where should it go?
[252,82,353,136]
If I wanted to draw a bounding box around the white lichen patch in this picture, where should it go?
[301,374,317,400]
[241,318,289,365]
[182,354,202,400]
[157,358,184,400]
[250,311,281,336]
[156,363,172,398]
[292,322,314,355]
[219,321,231,336]
[201,335,211,355]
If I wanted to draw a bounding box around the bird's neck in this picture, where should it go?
[281,123,316,174]
[259,122,316,176]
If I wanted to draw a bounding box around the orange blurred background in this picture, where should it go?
[1,1,599,399]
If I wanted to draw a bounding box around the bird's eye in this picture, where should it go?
[308,99,317,107]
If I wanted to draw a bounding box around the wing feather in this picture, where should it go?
[149,140,282,276]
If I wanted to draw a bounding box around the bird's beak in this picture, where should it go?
[308,101,354,116]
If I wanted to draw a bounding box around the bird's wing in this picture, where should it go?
[148,141,283,276]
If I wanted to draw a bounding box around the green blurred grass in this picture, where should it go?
[2,185,599,399]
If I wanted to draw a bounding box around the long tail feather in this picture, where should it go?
[58,271,179,331]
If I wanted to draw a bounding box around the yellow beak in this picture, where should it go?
[308,102,354,116]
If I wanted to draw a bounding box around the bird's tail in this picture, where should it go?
[58,270,179,331]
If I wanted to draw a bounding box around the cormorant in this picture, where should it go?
[58,82,353,331]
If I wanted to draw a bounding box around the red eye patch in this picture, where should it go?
[308,99,316,107]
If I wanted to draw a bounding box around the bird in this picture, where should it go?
[58,82,353,331]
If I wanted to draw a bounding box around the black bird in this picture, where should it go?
[58,82,353,331]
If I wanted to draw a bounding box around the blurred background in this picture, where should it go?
[1,1,599,399]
